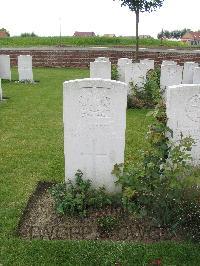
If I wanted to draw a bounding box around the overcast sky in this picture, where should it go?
[1,0,199,37]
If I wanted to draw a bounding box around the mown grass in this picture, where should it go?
[0,36,188,48]
[0,68,200,265]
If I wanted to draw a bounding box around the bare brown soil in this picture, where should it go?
[17,182,182,242]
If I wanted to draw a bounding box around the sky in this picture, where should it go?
[1,0,199,38]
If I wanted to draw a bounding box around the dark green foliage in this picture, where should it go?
[20,32,38,37]
[50,170,118,217]
[97,216,120,234]
[127,68,161,109]
[117,101,200,241]
[111,64,119,80]
[114,0,164,13]
[158,28,191,39]
[0,27,10,36]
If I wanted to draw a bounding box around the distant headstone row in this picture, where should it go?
[0,55,33,82]
[160,61,200,96]
[89,57,200,95]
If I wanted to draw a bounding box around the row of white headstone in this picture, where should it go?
[90,57,155,89]
[160,61,200,96]
[63,77,200,193]
[0,54,33,81]
[90,57,200,94]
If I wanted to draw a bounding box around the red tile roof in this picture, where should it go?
[74,31,96,37]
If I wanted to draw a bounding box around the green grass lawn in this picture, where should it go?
[0,36,188,48]
[0,68,200,265]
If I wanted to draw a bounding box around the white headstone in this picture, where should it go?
[125,63,148,89]
[160,64,183,95]
[140,59,154,71]
[0,79,2,101]
[117,58,132,82]
[63,78,128,193]
[182,62,198,84]
[18,55,33,82]
[167,84,200,165]
[193,67,200,84]
[0,55,11,80]
[90,59,111,79]
[162,60,177,66]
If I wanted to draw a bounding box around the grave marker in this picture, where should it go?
[18,55,33,82]
[182,62,198,84]
[117,58,132,82]
[166,84,200,165]
[90,59,111,79]
[63,78,128,192]
[0,55,11,80]
[193,67,200,84]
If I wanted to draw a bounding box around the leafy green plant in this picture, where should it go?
[128,68,161,109]
[111,64,119,80]
[97,216,120,234]
[50,170,119,217]
[116,100,198,236]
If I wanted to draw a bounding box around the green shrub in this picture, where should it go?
[111,64,119,80]
[50,170,120,217]
[127,68,161,109]
[97,216,120,234]
[116,101,200,241]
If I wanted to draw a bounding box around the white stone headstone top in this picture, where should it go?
[90,59,111,79]
[95,57,110,62]
[193,67,200,84]
[0,78,2,101]
[63,78,128,193]
[140,59,154,71]
[18,55,33,82]
[182,62,198,84]
[125,62,148,89]
[117,58,132,82]
[162,60,177,66]
[167,84,200,165]
[0,55,11,80]
[160,64,183,96]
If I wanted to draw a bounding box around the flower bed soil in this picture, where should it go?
[17,181,182,242]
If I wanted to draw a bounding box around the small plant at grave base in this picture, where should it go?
[115,100,200,241]
[127,68,161,109]
[97,216,120,234]
[50,170,120,217]
[111,64,119,80]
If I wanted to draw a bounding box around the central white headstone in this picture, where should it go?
[182,62,198,84]
[18,55,33,82]
[193,67,200,84]
[167,84,200,165]
[63,78,128,193]
[140,59,154,71]
[117,58,132,82]
[160,64,183,95]
[0,55,11,80]
[90,58,111,79]
[125,63,148,89]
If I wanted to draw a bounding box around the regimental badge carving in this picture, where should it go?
[185,94,200,122]
[79,87,111,118]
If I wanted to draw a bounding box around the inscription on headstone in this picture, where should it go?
[63,79,127,192]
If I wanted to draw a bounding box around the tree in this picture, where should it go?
[0,28,10,37]
[157,28,191,40]
[20,32,38,37]
[113,0,164,61]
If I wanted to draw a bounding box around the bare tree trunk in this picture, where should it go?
[135,10,139,62]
